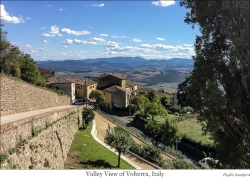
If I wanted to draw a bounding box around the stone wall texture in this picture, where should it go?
[0,106,83,169]
[0,74,70,116]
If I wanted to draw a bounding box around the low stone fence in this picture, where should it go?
[0,74,70,116]
[0,106,84,169]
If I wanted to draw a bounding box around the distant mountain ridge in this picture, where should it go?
[36,57,194,72]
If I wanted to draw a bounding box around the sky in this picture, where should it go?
[1,1,201,61]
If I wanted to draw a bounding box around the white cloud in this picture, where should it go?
[46,5,52,7]
[43,40,48,43]
[131,38,142,43]
[42,33,55,37]
[62,39,98,45]
[25,44,32,48]
[31,50,37,53]
[58,34,63,36]
[183,44,193,47]
[59,8,66,11]
[41,27,47,30]
[99,34,109,37]
[89,37,105,43]
[26,17,31,20]
[107,46,134,52]
[139,44,175,50]
[49,25,59,35]
[63,46,68,48]
[111,35,126,38]
[61,28,91,36]
[156,37,165,41]
[103,41,119,47]
[91,4,105,7]
[152,1,175,7]
[0,4,24,23]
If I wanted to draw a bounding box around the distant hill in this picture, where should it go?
[36,57,194,72]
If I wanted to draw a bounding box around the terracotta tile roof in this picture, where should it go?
[126,80,137,87]
[46,76,70,84]
[99,72,126,80]
[166,94,173,99]
[65,77,96,86]
[103,85,127,93]
[136,87,154,93]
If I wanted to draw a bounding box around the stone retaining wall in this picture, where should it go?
[0,106,83,169]
[0,74,70,116]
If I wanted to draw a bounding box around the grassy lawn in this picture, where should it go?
[149,114,178,123]
[178,119,214,146]
[64,122,135,169]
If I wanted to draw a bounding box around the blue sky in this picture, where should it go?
[1,1,200,61]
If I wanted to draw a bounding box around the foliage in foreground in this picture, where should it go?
[81,107,95,129]
[104,126,132,168]
[180,0,250,168]
[65,122,134,169]
[0,25,46,86]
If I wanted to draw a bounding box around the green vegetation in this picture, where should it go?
[81,107,95,129]
[104,126,132,168]
[89,90,106,108]
[145,119,183,147]
[65,122,134,169]
[0,25,46,86]
[165,159,198,169]
[178,119,213,147]
[180,0,250,168]
[129,142,164,167]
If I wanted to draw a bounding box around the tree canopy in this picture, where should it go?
[89,90,106,106]
[81,107,95,129]
[0,25,46,86]
[104,126,132,168]
[180,0,250,168]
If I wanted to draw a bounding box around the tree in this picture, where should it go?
[161,96,171,108]
[177,75,192,107]
[146,91,160,103]
[0,25,46,86]
[89,90,106,108]
[161,119,183,149]
[145,102,168,121]
[130,94,149,111]
[145,121,164,146]
[104,126,132,168]
[180,0,250,168]
[81,107,95,128]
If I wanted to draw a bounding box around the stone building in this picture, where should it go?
[102,85,128,110]
[65,77,97,100]
[97,72,138,111]
[46,76,75,103]
[98,72,126,90]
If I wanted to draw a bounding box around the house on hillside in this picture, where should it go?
[136,86,154,95]
[97,72,138,112]
[102,85,128,110]
[126,79,138,99]
[46,76,75,103]
[98,72,126,90]
[38,67,55,78]
[65,77,97,100]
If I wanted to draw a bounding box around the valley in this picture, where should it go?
[37,57,193,93]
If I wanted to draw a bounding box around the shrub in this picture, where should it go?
[183,106,194,113]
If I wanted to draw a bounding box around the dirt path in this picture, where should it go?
[94,112,157,169]
[94,111,173,169]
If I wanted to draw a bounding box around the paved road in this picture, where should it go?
[0,105,76,125]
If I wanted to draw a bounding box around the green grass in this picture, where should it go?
[65,122,135,169]
[178,119,213,146]
[148,115,178,123]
